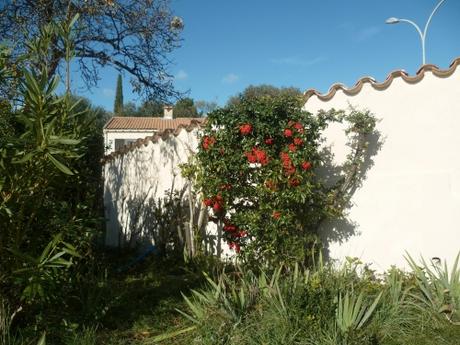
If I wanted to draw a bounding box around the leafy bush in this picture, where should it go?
[159,254,460,345]
[0,15,106,337]
[193,94,378,265]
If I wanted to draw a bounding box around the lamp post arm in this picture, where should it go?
[399,19,425,64]
[424,0,446,39]
[399,19,424,42]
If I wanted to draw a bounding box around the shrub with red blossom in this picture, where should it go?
[201,136,216,150]
[239,123,253,135]
[283,128,293,137]
[193,95,378,264]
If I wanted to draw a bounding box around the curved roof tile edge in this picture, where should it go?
[304,57,460,103]
[101,120,204,164]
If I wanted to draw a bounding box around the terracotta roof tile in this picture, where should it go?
[103,117,206,131]
[101,121,204,164]
[304,56,460,102]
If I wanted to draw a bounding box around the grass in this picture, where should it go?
[7,252,460,345]
[90,255,206,344]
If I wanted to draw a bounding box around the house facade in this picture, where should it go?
[103,105,205,154]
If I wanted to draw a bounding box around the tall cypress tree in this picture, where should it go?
[114,74,123,115]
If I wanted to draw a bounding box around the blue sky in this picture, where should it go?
[77,0,460,111]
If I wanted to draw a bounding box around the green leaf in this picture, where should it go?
[37,332,46,345]
[46,153,74,175]
[69,13,80,28]
[149,326,196,343]
[49,137,80,145]
[13,151,35,164]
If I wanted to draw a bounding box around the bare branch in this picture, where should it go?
[0,0,183,101]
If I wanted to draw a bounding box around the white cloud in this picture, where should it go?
[102,88,115,97]
[354,26,382,42]
[175,69,188,80]
[270,56,326,67]
[222,73,239,84]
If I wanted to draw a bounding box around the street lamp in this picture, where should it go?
[385,0,446,65]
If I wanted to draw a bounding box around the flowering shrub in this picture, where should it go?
[193,95,377,264]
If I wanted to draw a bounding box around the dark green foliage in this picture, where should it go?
[123,100,164,117]
[0,16,106,339]
[137,100,164,117]
[174,97,199,118]
[114,74,123,115]
[227,84,303,106]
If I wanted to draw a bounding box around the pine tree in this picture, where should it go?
[114,74,123,115]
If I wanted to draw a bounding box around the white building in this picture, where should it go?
[103,105,205,154]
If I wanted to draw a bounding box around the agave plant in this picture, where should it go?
[181,269,260,324]
[335,290,382,336]
[406,252,460,324]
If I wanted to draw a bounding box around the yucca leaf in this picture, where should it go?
[37,332,46,345]
[149,325,196,343]
[357,291,382,329]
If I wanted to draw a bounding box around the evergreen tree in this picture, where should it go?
[114,74,123,115]
[174,98,198,117]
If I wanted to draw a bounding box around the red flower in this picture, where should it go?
[202,136,216,150]
[254,148,269,165]
[203,198,213,207]
[301,161,312,171]
[229,242,241,253]
[264,137,274,145]
[284,128,293,137]
[246,147,270,165]
[280,152,296,175]
[293,122,303,132]
[280,152,290,162]
[288,144,297,152]
[272,211,281,219]
[213,202,223,213]
[285,166,296,175]
[289,178,300,187]
[245,151,258,163]
[223,224,237,232]
[293,137,303,146]
[239,123,253,135]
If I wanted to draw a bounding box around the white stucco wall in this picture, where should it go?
[304,63,460,270]
[103,127,229,257]
[104,128,197,247]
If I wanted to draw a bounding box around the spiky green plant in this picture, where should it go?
[335,290,382,337]
[406,252,460,324]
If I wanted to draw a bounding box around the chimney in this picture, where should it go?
[163,105,173,119]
